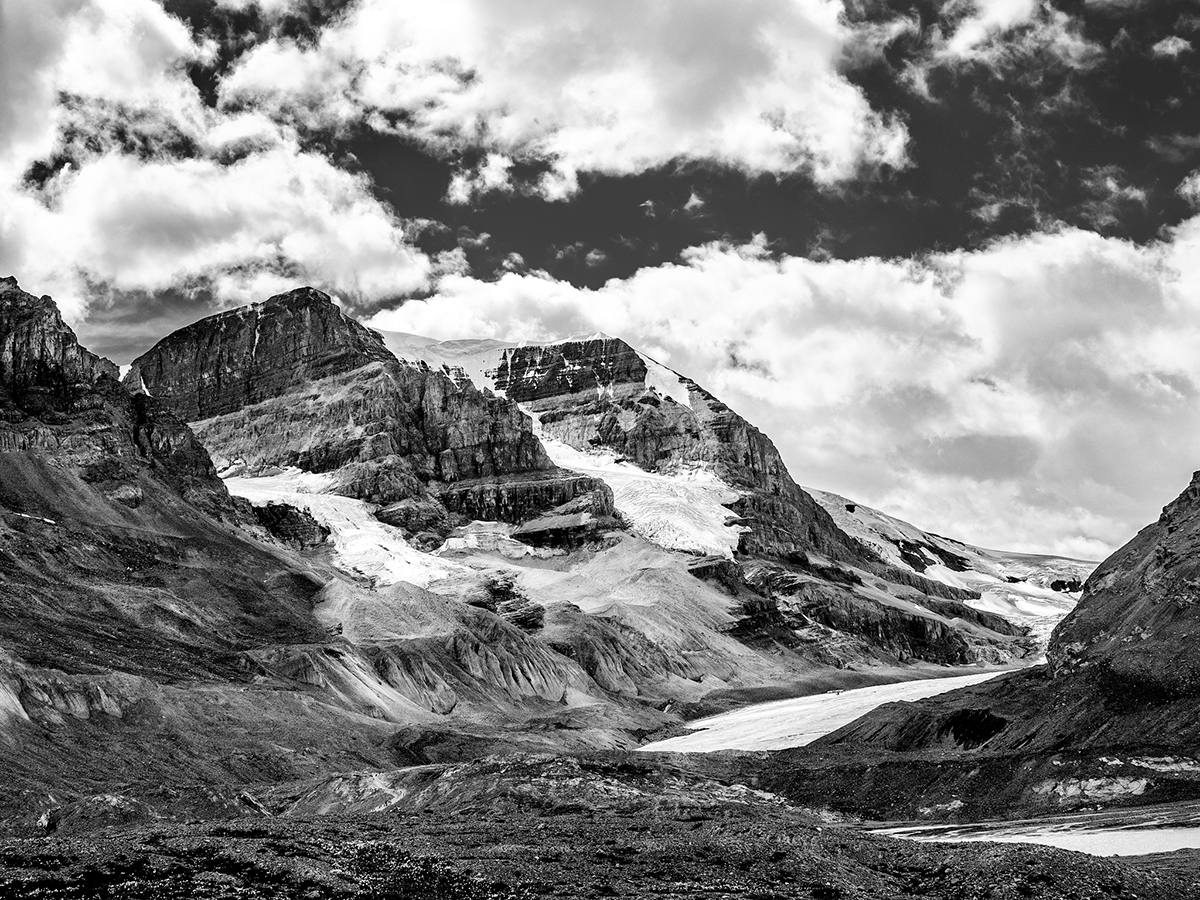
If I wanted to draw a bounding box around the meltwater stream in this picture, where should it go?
[874,821,1200,857]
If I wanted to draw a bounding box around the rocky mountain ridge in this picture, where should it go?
[755,468,1200,823]
[125,288,608,526]
[383,329,1032,667]
[807,487,1095,648]
[2,276,1196,898]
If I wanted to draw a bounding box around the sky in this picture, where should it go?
[2,0,1200,558]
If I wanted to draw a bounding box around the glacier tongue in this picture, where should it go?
[525,410,746,558]
[224,469,466,587]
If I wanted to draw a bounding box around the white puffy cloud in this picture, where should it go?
[0,0,432,318]
[903,0,1101,79]
[0,0,206,184]
[1153,36,1193,58]
[8,147,428,312]
[219,0,910,195]
[943,0,1041,57]
[368,221,1200,559]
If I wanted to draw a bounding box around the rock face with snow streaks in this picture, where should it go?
[125,288,607,523]
[385,331,1031,667]
[417,334,871,564]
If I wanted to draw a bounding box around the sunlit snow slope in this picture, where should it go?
[224,468,464,587]
[806,488,1096,645]
[527,413,746,557]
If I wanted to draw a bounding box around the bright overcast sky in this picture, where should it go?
[3,0,1200,558]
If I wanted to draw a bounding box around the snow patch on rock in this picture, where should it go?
[526,410,746,558]
[636,352,692,409]
[223,469,465,587]
[1032,777,1150,803]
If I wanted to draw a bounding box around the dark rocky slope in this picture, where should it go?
[757,468,1200,821]
[125,288,606,525]
[0,281,648,834]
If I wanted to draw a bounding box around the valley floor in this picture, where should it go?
[640,669,1009,752]
[2,806,1197,900]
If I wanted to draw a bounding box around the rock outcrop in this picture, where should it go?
[1046,469,1200,696]
[0,277,233,513]
[125,288,606,522]
[0,277,118,402]
[490,337,868,562]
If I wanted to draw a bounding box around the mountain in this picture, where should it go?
[124,288,609,524]
[0,280,661,834]
[0,279,1030,835]
[805,488,1096,648]
[1,278,1192,898]
[755,469,1200,823]
[377,329,1033,666]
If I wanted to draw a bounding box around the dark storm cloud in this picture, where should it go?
[218,0,1193,290]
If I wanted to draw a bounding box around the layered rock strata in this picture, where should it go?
[125,289,605,522]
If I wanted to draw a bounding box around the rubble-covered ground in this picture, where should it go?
[3,806,1199,900]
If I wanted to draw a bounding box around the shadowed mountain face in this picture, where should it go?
[761,469,1200,822]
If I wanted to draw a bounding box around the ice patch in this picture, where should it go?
[637,352,692,409]
[526,411,746,558]
[223,469,464,588]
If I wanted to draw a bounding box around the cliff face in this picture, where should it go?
[482,337,870,563]
[1047,470,1200,696]
[0,276,118,405]
[0,277,229,512]
[126,289,604,521]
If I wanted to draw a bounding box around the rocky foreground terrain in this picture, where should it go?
[5,276,1192,897]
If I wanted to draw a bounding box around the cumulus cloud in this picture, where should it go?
[219,0,910,196]
[367,221,1200,559]
[0,0,431,318]
[1153,36,1193,58]
[901,0,1101,82]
